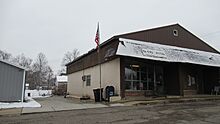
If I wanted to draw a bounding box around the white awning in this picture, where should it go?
[116,38,220,67]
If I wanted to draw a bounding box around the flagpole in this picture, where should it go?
[95,22,102,102]
[98,23,102,102]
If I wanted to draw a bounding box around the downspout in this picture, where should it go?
[21,70,26,103]
[82,60,85,97]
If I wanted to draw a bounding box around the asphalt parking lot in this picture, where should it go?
[1,100,220,124]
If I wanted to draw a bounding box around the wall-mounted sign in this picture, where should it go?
[116,38,220,67]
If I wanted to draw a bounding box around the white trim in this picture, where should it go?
[21,70,26,103]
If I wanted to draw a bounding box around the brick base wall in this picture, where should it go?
[125,90,153,97]
[183,90,197,96]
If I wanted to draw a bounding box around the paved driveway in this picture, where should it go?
[22,96,108,114]
[2,100,220,124]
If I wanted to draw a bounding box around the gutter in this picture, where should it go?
[21,70,26,103]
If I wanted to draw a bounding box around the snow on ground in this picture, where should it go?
[0,98,41,109]
[0,90,52,109]
[25,90,52,98]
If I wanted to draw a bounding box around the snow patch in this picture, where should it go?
[0,98,41,109]
[25,90,52,98]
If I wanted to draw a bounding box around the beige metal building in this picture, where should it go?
[66,24,220,99]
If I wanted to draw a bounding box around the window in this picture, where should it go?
[125,63,164,91]
[187,75,196,87]
[125,65,141,90]
[125,65,148,90]
[86,75,91,86]
[173,29,178,36]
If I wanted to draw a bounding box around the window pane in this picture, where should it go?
[141,72,147,82]
[125,81,132,90]
[133,81,140,90]
[142,81,148,90]
[148,66,154,90]
[125,67,133,80]
[156,66,163,86]
[86,75,91,86]
[132,71,138,80]
[132,67,140,80]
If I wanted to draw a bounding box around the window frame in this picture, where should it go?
[85,75,91,86]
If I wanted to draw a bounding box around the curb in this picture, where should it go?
[0,108,22,116]
[132,96,220,106]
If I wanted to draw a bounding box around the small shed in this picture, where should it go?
[55,76,68,95]
[0,60,26,102]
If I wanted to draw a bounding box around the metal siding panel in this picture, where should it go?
[119,24,218,53]
[0,63,4,100]
[67,40,119,74]
[0,62,24,101]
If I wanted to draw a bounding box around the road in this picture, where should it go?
[1,100,220,124]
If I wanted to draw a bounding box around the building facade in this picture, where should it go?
[0,60,26,102]
[54,76,68,95]
[66,24,220,99]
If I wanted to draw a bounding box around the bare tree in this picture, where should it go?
[33,52,48,71]
[45,66,55,90]
[62,49,80,66]
[59,49,80,75]
[31,52,50,89]
[12,53,32,70]
[0,50,12,61]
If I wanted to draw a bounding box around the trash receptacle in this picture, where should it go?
[93,88,103,102]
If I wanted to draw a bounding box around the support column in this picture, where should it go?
[178,64,184,96]
[120,57,125,98]
[153,65,156,95]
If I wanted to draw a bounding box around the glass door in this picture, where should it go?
[155,66,164,95]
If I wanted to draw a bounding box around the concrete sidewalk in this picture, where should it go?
[22,96,108,114]
[1,96,124,115]
[121,95,220,106]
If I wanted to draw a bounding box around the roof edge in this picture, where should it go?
[65,36,119,66]
[178,24,220,54]
[115,23,179,37]
[0,59,27,70]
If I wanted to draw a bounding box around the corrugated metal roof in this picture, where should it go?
[0,60,26,70]
[117,38,220,67]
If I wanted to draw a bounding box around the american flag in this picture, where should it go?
[95,23,100,48]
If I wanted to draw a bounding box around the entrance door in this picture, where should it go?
[145,65,164,96]
[155,66,164,96]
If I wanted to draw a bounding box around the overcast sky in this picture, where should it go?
[1,0,220,73]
